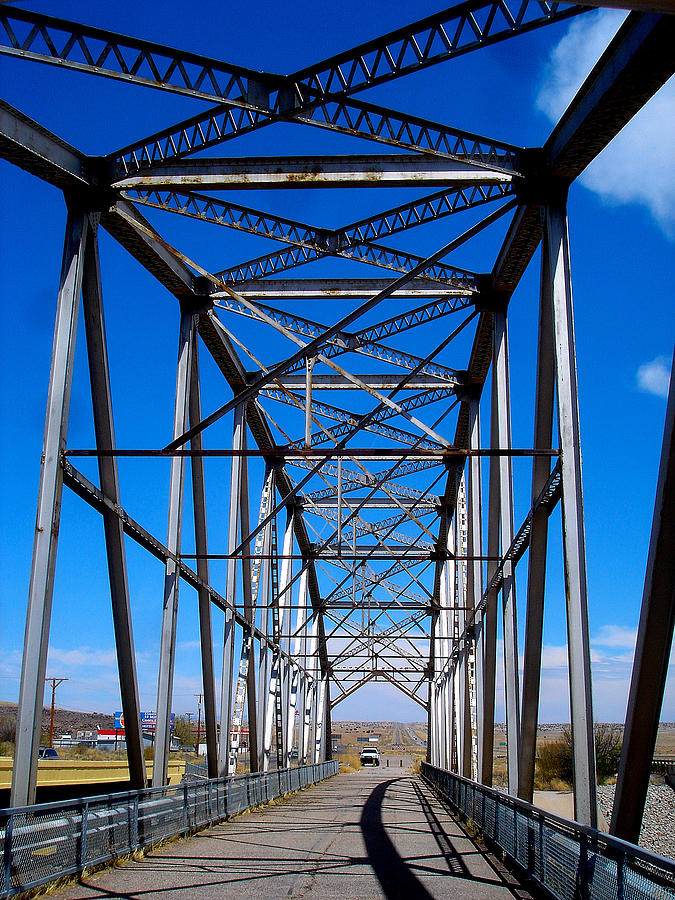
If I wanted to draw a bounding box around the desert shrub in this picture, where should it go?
[536,724,623,787]
[593,724,623,783]
[0,717,15,743]
[537,739,573,786]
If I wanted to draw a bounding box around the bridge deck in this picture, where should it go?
[59,768,529,899]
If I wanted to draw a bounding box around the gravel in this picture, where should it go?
[597,781,675,861]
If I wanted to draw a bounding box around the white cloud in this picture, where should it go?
[593,624,638,649]
[47,646,117,668]
[637,356,672,398]
[536,10,675,237]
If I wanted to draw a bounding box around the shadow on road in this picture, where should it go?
[360,777,435,899]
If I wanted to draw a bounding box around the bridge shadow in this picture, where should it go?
[361,776,516,899]
[360,777,435,899]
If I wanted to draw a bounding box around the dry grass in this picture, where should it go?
[337,752,362,773]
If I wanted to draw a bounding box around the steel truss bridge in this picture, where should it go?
[2,0,673,862]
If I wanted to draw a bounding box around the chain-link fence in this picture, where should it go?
[0,760,338,898]
[421,762,675,900]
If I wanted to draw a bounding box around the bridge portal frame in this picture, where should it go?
[2,1,672,844]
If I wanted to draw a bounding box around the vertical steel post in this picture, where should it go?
[188,333,218,779]
[305,357,314,447]
[218,402,246,775]
[467,398,485,780]
[457,475,472,778]
[493,308,521,795]
[481,346,500,786]
[287,569,308,765]
[12,210,88,806]
[438,539,449,768]
[81,216,145,790]
[257,504,273,770]
[303,609,318,765]
[238,428,259,772]
[314,674,327,764]
[545,199,597,828]
[153,309,194,787]
[611,350,674,842]
[278,508,295,765]
[427,607,438,764]
[263,507,294,770]
[519,232,555,803]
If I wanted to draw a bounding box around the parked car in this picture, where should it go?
[360,746,380,766]
[38,747,59,759]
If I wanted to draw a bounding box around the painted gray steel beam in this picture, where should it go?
[101,201,196,300]
[275,374,456,391]
[493,310,520,795]
[188,337,219,779]
[286,1,586,105]
[113,154,512,190]
[611,349,675,844]
[0,7,270,110]
[303,497,436,509]
[153,310,193,788]
[0,100,89,190]
[81,216,145,791]
[480,366,500,787]
[545,199,596,829]
[219,403,246,775]
[215,278,469,299]
[238,427,259,772]
[518,223,555,805]
[113,94,519,177]
[466,399,484,780]
[11,210,87,807]
[546,12,675,180]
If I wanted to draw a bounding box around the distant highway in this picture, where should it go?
[404,725,426,747]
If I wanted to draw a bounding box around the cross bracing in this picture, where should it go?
[2,2,673,858]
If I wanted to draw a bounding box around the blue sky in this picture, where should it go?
[0,1,673,725]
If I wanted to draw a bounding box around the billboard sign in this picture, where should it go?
[114,712,175,731]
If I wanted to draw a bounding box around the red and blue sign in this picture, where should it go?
[114,711,175,731]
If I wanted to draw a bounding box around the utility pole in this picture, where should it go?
[46,677,68,747]
[195,693,203,755]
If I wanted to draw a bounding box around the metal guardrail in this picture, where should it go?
[0,760,338,898]
[651,758,675,776]
[421,762,675,900]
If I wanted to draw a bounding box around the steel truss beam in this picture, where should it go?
[114,154,513,190]
[112,95,521,176]
[100,0,585,175]
[214,277,470,299]
[125,182,513,253]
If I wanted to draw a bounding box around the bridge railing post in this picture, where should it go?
[79,800,89,870]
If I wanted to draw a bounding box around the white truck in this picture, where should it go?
[359,746,380,766]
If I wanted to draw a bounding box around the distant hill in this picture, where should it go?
[0,702,114,737]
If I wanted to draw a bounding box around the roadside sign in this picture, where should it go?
[114,711,175,731]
